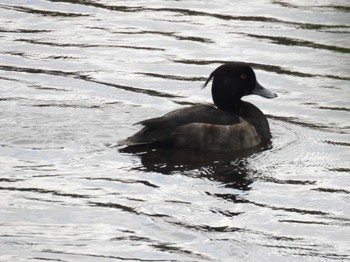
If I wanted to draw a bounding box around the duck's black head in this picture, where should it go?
[203,62,277,112]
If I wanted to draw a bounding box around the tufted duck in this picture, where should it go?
[119,62,277,151]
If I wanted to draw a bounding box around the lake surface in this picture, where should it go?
[0,0,349,261]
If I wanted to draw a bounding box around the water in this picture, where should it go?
[0,0,349,261]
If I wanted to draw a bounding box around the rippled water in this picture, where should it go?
[1,0,350,261]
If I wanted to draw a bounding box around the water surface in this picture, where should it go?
[0,0,350,261]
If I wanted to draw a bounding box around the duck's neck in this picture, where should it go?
[216,99,242,114]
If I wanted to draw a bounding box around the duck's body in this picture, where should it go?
[120,62,277,152]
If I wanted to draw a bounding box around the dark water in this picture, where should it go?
[1,0,350,261]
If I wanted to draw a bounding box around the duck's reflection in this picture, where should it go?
[119,145,270,191]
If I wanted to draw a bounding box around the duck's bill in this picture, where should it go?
[252,82,277,98]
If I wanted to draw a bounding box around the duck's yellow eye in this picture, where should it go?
[241,74,247,80]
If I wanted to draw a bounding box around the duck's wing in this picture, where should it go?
[120,104,240,146]
[138,104,239,128]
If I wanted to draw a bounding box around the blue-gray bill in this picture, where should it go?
[252,82,278,98]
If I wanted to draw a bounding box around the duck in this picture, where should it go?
[119,62,277,152]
